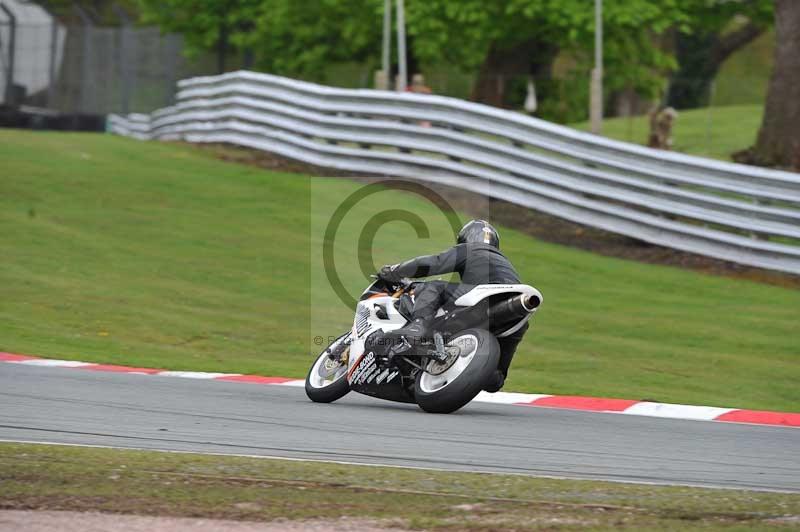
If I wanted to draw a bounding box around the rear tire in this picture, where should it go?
[305,333,351,403]
[414,328,500,414]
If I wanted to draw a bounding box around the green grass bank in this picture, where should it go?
[1,130,798,411]
[571,104,764,161]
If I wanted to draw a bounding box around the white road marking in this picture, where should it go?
[10,359,93,368]
[156,371,237,379]
[623,402,736,420]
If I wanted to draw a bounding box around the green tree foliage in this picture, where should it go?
[407,0,687,120]
[667,0,774,109]
[137,0,262,72]
[136,1,773,123]
[249,0,384,80]
[409,0,685,70]
[137,0,385,79]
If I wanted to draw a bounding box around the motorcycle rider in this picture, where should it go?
[377,219,528,393]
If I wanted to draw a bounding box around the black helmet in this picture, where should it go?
[457,219,500,249]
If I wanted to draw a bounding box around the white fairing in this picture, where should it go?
[346,284,543,378]
[454,284,542,307]
[348,296,407,380]
[454,284,542,338]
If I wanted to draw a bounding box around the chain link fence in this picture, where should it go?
[0,3,219,128]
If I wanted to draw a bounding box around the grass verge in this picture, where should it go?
[571,104,763,162]
[2,130,799,411]
[2,442,799,530]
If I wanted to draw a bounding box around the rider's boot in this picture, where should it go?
[483,369,505,393]
[485,332,524,392]
[391,317,432,346]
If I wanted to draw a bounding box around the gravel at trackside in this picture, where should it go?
[0,510,410,532]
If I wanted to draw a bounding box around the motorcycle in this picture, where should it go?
[305,278,543,413]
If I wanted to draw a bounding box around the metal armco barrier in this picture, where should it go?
[108,70,800,275]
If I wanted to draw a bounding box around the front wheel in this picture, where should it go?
[414,328,500,414]
[305,333,351,403]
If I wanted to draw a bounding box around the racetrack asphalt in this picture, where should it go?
[1,363,798,493]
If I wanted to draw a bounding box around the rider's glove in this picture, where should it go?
[378,264,403,283]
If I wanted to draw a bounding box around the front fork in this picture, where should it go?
[325,333,351,364]
[428,332,448,362]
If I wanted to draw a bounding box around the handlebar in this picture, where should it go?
[372,274,413,291]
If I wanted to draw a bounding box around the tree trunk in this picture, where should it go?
[216,20,228,74]
[528,45,557,111]
[667,31,718,109]
[471,40,557,109]
[667,21,763,109]
[751,0,800,169]
[471,45,518,107]
[405,34,421,85]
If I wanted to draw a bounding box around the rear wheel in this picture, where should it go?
[305,333,351,403]
[414,328,499,414]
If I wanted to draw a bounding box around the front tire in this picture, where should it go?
[305,333,351,403]
[414,328,500,414]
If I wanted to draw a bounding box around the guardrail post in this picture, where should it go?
[0,3,16,106]
[395,0,407,91]
[74,4,94,115]
[47,15,59,109]
[114,5,134,115]
[381,0,391,90]
[163,33,179,106]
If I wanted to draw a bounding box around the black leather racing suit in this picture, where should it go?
[388,242,528,377]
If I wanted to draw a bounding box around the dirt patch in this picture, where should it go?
[199,142,800,289]
[0,510,409,532]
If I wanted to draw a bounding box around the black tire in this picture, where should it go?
[305,334,351,403]
[414,328,500,414]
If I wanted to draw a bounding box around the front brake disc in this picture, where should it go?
[425,345,461,376]
[318,348,348,379]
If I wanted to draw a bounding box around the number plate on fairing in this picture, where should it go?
[345,296,415,403]
[347,346,413,402]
